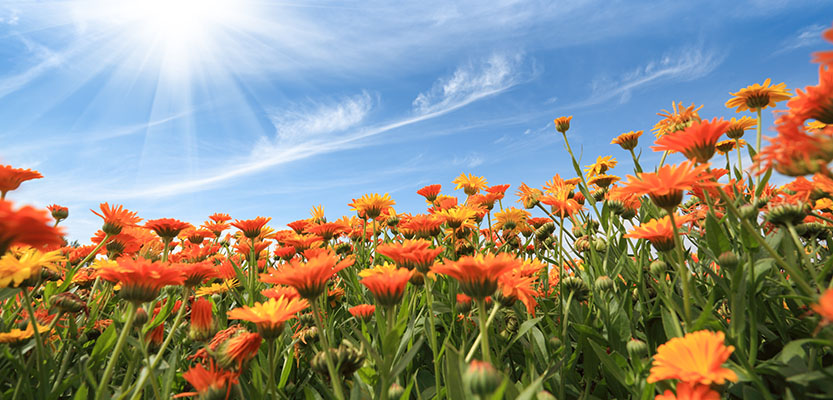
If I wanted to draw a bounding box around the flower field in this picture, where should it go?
[3,22,833,400]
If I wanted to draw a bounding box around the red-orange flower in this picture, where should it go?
[497,271,538,315]
[349,304,376,321]
[622,161,710,210]
[647,330,738,385]
[376,239,442,273]
[261,286,300,300]
[212,327,262,370]
[653,102,703,138]
[260,251,354,299]
[417,184,442,202]
[360,263,412,307]
[624,215,690,252]
[0,165,42,199]
[47,204,69,222]
[554,116,573,134]
[0,200,65,254]
[97,258,184,303]
[228,297,309,339]
[189,297,215,342]
[176,362,238,399]
[231,217,271,239]
[400,214,443,239]
[812,288,833,324]
[145,218,192,241]
[433,253,520,299]
[655,382,720,400]
[208,213,232,223]
[540,192,583,218]
[175,260,219,287]
[91,203,142,236]
[813,23,833,66]
[653,118,731,164]
[306,221,349,241]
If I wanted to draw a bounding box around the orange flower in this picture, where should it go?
[360,263,412,306]
[493,207,530,232]
[624,215,689,252]
[540,191,583,218]
[812,23,833,66]
[208,213,231,223]
[0,200,65,254]
[260,251,354,299]
[653,118,731,164]
[228,297,309,339]
[611,130,643,150]
[189,297,215,341]
[554,116,573,134]
[653,102,703,138]
[655,382,720,400]
[0,165,42,199]
[231,217,271,239]
[715,139,745,155]
[812,288,833,324]
[97,258,184,303]
[91,203,142,236]
[177,362,238,399]
[202,221,229,237]
[433,253,520,299]
[725,116,757,139]
[145,218,192,241]
[349,304,376,321]
[376,240,442,273]
[647,330,738,385]
[622,161,710,210]
[399,214,443,239]
[584,156,618,178]
[47,204,69,222]
[175,260,219,287]
[306,221,349,241]
[497,271,538,315]
[515,182,543,209]
[436,206,479,229]
[417,184,442,202]
[452,173,489,196]
[786,65,833,125]
[726,78,791,112]
[587,174,620,189]
[215,328,262,370]
[349,193,395,219]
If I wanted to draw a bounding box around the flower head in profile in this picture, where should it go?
[360,263,412,307]
[655,382,720,400]
[231,217,271,239]
[349,193,396,219]
[0,323,50,344]
[540,191,583,218]
[515,183,543,209]
[97,258,184,303]
[554,116,573,134]
[611,130,643,150]
[647,330,738,385]
[725,116,757,139]
[349,304,376,321]
[0,247,64,288]
[47,204,69,223]
[91,203,142,236]
[653,102,703,138]
[653,118,731,164]
[726,78,791,112]
[417,184,442,202]
[497,271,538,315]
[177,362,238,400]
[174,261,219,287]
[453,173,489,196]
[260,251,354,299]
[433,253,520,299]
[212,327,262,370]
[376,240,442,273]
[716,139,746,155]
[624,215,691,252]
[188,297,216,342]
[145,218,192,241]
[493,207,530,232]
[0,165,42,199]
[306,221,350,241]
[622,161,710,210]
[812,288,833,325]
[584,156,618,178]
[228,297,309,339]
[0,200,65,254]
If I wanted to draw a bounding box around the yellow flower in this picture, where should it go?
[0,247,65,288]
[0,324,50,344]
[452,173,488,196]
[195,279,240,297]
[358,262,398,278]
[726,78,791,112]
[647,330,738,385]
[584,156,618,178]
[611,130,643,150]
[554,116,573,134]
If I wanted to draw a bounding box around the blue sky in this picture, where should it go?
[0,0,830,241]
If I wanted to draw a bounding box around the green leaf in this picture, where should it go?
[391,337,425,378]
[72,384,88,400]
[704,213,730,256]
[90,323,117,363]
[444,344,466,400]
[143,298,175,334]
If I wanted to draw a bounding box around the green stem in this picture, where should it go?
[96,302,137,400]
[476,298,492,364]
[465,303,502,362]
[755,108,763,154]
[668,212,693,327]
[311,300,346,400]
[628,148,643,173]
[425,278,443,397]
[735,138,744,173]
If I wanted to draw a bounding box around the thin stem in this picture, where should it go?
[668,212,692,327]
[310,300,346,400]
[96,302,137,400]
[755,108,763,154]
[476,298,492,364]
[735,138,744,173]
[424,278,443,397]
[628,148,643,174]
[465,303,502,362]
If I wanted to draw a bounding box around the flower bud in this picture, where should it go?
[388,383,405,399]
[626,338,648,359]
[650,260,667,277]
[51,292,86,314]
[717,251,739,271]
[134,308,149,327]
[739,204,758,220]
[594,275,614,292]
[464,360,502,397]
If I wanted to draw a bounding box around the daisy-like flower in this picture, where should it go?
[653,118,731,164]
[647,330,738,385]
[47,204,69,223]
[376,240,442,273]
[188,297,216,342]
[453,173,489,196]
[195,279,239,297]
[433,253,520,299]
[611,130,643,150]
[177,362,238,399]
[145,218,192,242]
[91,203,142,236]
[725,116,757,139]
[786,65,833,125]
[0,165,42,199]
[309,205,326,223]
[726,78,791,112]
[261,285,300,300]
[399,214,443,239]
[349,193,396,219]
[436,206,479,229]
[214,328,262,370]
[231,217,271,239]
[812,288,833,325]
[174,261,219,287]
[812,23,833,66]
[497,271,538,315]
[228,297,309,339]
[515,183,543,209]
[306,221,350,241]
[493,207,530,232]
[349,304,376,321]
[202,221,229,238]
[417,184,442,202]
[554,116,573,134]
[0,323,50,344]
[485,184,511,199]
[655,382,720,400]
[653,102,703,138]
[0,247,64,288]
[624,215,690,252]
[260,251,354,299]
[0,200,65,254]
[622,161,710,210]
[588,174,620,189]
[360,263,412,307]
[716,139,746,155]
[97,258,184,303]
[584,156,618,178]
[540,191,583,218]
[208,213,232,223]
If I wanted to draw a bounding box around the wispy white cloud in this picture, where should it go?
[774,24,827,55]
[413,53,528,114]
[264,92,374,147]
[569,45,723,108]
[0,36,65,99]
[452,152,485,168]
